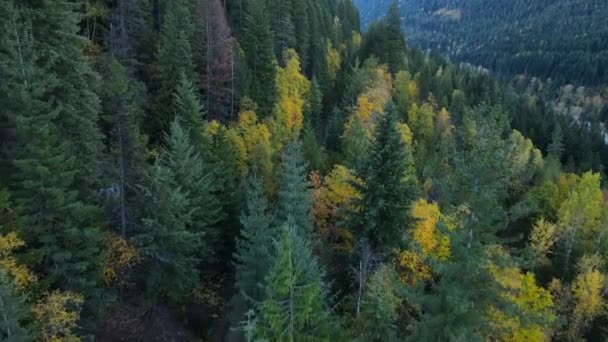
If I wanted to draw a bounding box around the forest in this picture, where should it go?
[356,0,608,86]
[1,0,608,341]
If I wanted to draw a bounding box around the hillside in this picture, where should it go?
[2,0,608,341]
[355,0,608,86]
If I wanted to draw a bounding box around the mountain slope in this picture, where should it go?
[355,0,608,85]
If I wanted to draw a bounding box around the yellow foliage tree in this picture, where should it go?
[311,165,362,253]
[397,122,413,145]
[410,199,451,260]
[407,101,435,145]
[569,255,606,339]
[395,250,432,285]
[103,234,140,287]
[232,109,275,194]
[326,40,341,81]
[0,232,37,291]
[33,291,84,342]
[395,199,455,285]
[344,64,392,137]
[487,264,554,341]
[271,49,310,148]
[529,218,558,266]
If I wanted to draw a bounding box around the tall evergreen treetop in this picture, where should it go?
[254,222,339,341]
[231,176,276,325]
[276,140,313,238]
[242,0,278,118]
[352,103,418,253]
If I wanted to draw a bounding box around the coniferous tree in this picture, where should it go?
[407,232,500,341]
[99,57,149,237]
[136,122,203,302]
[162,119,220,261]
[276,141,313,238]
[0,271,30,342]
[231,176,276,325]
[268,0,296,61]
[305,77,323,137]
[343,115,369,168]
[242,0,278,117]
[292,0,311,70]
[1,3,104,303]
[353,266,400,342]
[352,103,418,253]
[173,73,209,154]
[254,222,338,341]
[384,1,406,74]
[150,0,196,139]
[173,76,227,257]
[302,120,327,173]
[32,0,105,192]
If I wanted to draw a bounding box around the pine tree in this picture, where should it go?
[0,271,30,342]
[342,114,369,168]
[353,266,400,342]
[268,0,296,60]
[292,0,311,70]
[276,141,313,238]
[28,0,106,193]
[162,119,221,261]
[547,123,565,160]
[407,229,498,341]
[136,159,201,303]
[325,107,345,153]
[231,176,276,325]
[301,120,327,173]
[173,73,209,153]
[305,77,323,137]
[254,222,338,341]
[352,103,418,252]
[1,2,104,302]
[150,0,196,139]
[242,0,278,118]
[99,57,149,237]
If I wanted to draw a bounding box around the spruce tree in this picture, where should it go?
[29,0,105,193]
[242,0,278,117]
[150,0,196,139]
[162,119,220,261]
[136,155,201,303]
[292,0,311,70]
[173,73,208,149]
[343,115,369,168]
[385,1,406,73]
[353,266,400,342]
[1,2,104,302]
[99,57,149,237]
[268,0,296,60]
[352,103,418,253]
[305,77,323,137]
[0,271,30,342]
[231,176,276,324]
[172,77,226,257]
[301,120,327,173]
[276,141,313,238]
[254,222,337,341]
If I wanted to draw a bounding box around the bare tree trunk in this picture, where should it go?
[0,293,11,338]
[230,46,234,121]
[118,125,127,238]
[356,259,363,317]
[206,0,212,119]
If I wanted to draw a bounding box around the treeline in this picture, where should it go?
[1,0,608,341]
[356,0,608,86]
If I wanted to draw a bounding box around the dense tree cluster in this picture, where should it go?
[0,0,607,340]
[356,0,608,86]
